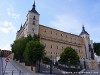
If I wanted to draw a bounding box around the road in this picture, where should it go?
[0,57,3,75]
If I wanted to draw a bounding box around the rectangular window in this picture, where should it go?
[33,21,35,25]
[56,53,57,56]
[61,34,62,36]
[51,31,52,34]
[57,46,58,49]
[56,33,57,35]
[79,50,80,53]
[44,29,46,32]
[33,16,36,20]
[51,45,52,48]
[62,46,63,49]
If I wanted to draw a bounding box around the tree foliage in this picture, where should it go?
[42,56,51,64]
[59,47,80,65]
[12,37,28,61]
[93,43,100,56]
[11,34,45,66]
[24,40,45,65]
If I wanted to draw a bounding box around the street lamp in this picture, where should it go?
[84,59,86,69]
[76,62,78,72]
[68,59,71,75]
[50,55,52,74]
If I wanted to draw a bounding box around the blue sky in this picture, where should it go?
[0,0,100,50]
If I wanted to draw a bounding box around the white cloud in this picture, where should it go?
[0,21,17,33]
[7,7,21,19]
[51,14,82,35]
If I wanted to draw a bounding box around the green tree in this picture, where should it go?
[11,34,33,61]
[23,34,45,71]
[93,43,100,56]
[24,41,45,70]
[12,34,45,72]
[42,56,51,64]
[59,47,80,65]
[33,34,40,41]
[11,37,28,61]
[27,34,33,41]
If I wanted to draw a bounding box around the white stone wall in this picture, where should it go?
[27,12,39,36]
[81,34,90,59]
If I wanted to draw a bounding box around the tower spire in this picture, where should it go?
[30,0,39,15]
[80,24,89,35]
[33,0,36,10]
[82,24,85,31]
[20,24,22,30]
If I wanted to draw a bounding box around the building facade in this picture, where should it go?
[0,50,12,57]
[0,49,1,56]
[16,2,95,63]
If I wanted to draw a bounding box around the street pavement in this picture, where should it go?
[3,57,34,75]
[0,57,3,75]
[40,63,100,75]
[2,57,56,75]
[1,57,100,75]
[80,69,99,75]
[40,63,63,74]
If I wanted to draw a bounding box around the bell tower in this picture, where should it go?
[26,1,40,36]
[80,25,90,59]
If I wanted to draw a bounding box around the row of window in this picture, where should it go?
[45,44,62,49]
[43,29,81,41]
[44,43,81,53]
[27,16,36,21]
[44,29,68,37]
[26,16,36,25]
[46,51,60,55]
[43,36,81,45]
[46,50,81,57]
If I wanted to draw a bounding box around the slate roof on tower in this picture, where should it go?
[80,25,89,35]
[29,1,40,15]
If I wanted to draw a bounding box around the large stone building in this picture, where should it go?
[16,1,98,69]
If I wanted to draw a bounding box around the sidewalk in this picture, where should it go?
[2,58,55,75]
[0,57,3,75]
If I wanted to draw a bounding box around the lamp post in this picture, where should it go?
[84,59,86,69]
[76,62,78,72]
[50,55,52,74]
[68,59,71,75]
